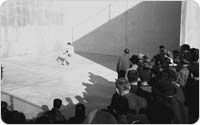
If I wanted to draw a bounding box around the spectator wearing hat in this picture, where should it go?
[117,48,131,78]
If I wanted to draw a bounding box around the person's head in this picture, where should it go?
[75,103,86,116]
[180,44,190,53]
[127,70,139,83]
[130,55,139,65]
[115,78,130,95]
[53,98,62,109]
[159,45,165,53]
[124,48,130,54]
[41,105,49,112]
[67,42,72,45]
[1,101,8,110]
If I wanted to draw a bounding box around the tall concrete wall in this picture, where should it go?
[73,1,182,57]
[180,1,200,49]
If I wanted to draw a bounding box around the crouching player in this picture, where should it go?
[56,51,69,66]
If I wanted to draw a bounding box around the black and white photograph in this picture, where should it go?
[0,0,199,124]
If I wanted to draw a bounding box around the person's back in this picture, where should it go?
[146,99,174,124]
[66,42,74,56]
[67,103,86,124]
[49,98,66,124]
[117,48,131,78]
[49,108,66,123]
[124,93,147,114]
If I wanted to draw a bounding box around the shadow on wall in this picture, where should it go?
[60,72,116,119]
[73,1,181,57]
[76,51,119,72]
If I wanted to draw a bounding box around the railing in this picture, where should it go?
[1,91,42,119]
[72,0,141,43]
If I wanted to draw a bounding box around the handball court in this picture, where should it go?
[1,52,118,119]
[1,0,192,120]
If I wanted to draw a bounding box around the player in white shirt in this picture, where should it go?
[66,42,74,57]
[56,42,74,66]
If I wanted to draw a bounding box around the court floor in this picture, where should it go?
[1,52,117,119]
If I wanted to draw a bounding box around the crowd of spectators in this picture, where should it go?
[1,44,199,124]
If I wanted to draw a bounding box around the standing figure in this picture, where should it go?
[117,48,131,78]
[56,42,74,66]
[66,42,74,57]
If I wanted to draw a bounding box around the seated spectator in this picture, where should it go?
[48,98,66,124]
[36,105,49,119]
[1,101,11,123]
[10,110,26,124]
[67,103,86,124]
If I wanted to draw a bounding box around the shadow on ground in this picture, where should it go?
[2,72,116,120]
[60,72,116,119]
